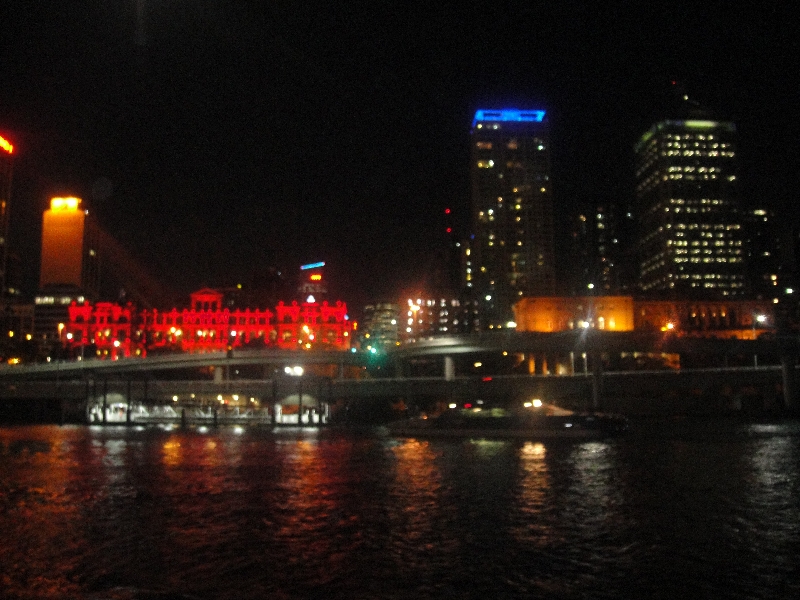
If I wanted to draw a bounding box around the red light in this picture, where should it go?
[482,376,492,382]
[464,403,472,408]
[446,227,452,233]
[445,208,451,214]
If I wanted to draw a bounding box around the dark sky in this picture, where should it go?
[1,1,797,311]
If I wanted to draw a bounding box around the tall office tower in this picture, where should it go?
[0,134,13,298]
[566,199,628,296]
[634,118,745,297]
[40,197,99,294]
[743,207,784,300]
[35,197,100,347]
[469,109,555,328]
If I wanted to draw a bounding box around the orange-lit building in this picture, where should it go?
[35,197,100,348]
[514,296,635,332]
[39,197,99,293]
[62,288,352,359]
[514,295,775,339]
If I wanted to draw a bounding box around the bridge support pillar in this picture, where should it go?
[590,351,603,411]
[298,378,304,424]
[444,356,455,381]
[102,380,108,424]
[271,379,277,425]
[126,380,132,425]
[780,353,798,412]
[214,366,223,382]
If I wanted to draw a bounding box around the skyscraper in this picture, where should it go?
[634,118,745,297]
[469,109,555,328]
[39,197,99,294]
[0,134,13,298]
[35,197,99,348]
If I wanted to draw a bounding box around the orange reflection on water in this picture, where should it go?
[162,439,183,467]
[391,439,442,493]
[388,439,445,554]
[513,441,554,546]
[280,439,331,516]
[0,426,86,598]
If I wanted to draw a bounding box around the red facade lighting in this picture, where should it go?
[63,289,352,358]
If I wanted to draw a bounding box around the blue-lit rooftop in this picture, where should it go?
[472,109,546,129]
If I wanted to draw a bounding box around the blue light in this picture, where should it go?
[300,261,325,270]
[472,109,546,128]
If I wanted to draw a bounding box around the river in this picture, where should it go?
[1,418,799,599]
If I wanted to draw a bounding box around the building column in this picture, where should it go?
[444,356,455,381]
[534,354,546,375]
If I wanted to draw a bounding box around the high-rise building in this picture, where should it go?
[35,197,100,348]
[469,109,555,328]
[566,199,628,296]
[39,197,99,293]
[0,134,13,298]
[634,118,745,297]
[360,302,400,352]
[401,296,463,340]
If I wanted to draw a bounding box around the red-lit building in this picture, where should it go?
[67,300,136,360]
[63,288,352,359]
[275,298,349,349]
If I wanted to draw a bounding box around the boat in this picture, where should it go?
[387,399,628,440]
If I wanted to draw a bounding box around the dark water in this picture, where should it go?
[1,419,799,599]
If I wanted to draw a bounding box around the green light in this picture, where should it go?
[684,120,719,129]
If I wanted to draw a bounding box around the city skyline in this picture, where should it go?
[1,3,796,310]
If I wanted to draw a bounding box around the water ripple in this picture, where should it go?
[1,422,799,599]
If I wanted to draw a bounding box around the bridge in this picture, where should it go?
[0,347,368,380]
[1,331,798,423]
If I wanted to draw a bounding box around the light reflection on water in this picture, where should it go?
[0,421,799,599]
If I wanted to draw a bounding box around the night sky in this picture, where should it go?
[1,2,797,313]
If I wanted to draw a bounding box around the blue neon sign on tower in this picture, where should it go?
[472,109,546,129]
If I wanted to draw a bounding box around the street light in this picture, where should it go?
[753,313,766,340]
[752,313,767,367]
